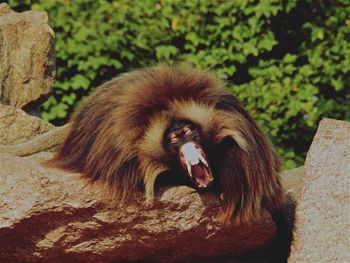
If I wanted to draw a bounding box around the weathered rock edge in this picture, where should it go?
[288,118,350,262]
[0,153,299,263]
[0,3,55,110]
[0,104,55,146]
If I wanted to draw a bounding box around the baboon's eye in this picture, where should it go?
[183,126,192,135]
[169,133,178,143]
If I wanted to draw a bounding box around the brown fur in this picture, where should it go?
[48,64,284,224]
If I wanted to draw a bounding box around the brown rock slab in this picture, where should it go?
[0,154,277,263]
[0,3,55,110]
[0,104,54,145]
[289,118,350,262]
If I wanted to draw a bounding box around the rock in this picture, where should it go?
[0,3,55,110]
[289,118,350,262]
[0,154,277,263]
[0,104,54,145]
[0,3,12,15]
[281,166,305,202]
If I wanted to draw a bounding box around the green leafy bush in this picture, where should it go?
[9,0,350,168]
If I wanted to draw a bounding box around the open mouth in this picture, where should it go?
[179,142,213,188]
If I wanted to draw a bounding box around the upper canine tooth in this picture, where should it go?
[199,155,208,167]
[186,162,192,177]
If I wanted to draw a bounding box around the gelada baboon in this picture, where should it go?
[48,65,284,224]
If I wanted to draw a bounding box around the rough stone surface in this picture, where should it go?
[289,118,350,263]
[0,104,54,145]
[0,154,277,263]
[0,3,11,15]
[280,166,304,202]
[0,3,55,110]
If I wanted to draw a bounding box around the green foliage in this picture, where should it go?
[9,0,350,169]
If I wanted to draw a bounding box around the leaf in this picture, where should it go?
[283,54,297,64]
[186,32,200,46]
[71,74,91,90]
[155,45,178,59]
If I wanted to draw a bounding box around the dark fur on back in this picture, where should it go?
[48,65,284,224]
